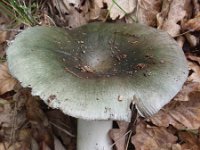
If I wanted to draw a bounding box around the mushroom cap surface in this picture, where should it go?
[7,23,188,121]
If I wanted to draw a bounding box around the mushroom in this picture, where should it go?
[7,23,188,150]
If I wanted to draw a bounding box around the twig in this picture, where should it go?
[50,121,75,137]
[109,130,132,148]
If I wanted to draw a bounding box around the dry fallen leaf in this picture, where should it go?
[109,121,129,150]
[52,0,89,28]
[187,53,200,65]
[0,142,22,150]
[0,62,17,95]
[174,82,200,101]
[0,31,8,44]
[177,130,200,150]
[54,136,66,150]
[46,109,76,149]
[192,0,200,16]
[188,60,200,83]
[89,1,108,21]
[176,36,185,48]
[156,0,171,29]
[104,0,136,20]
[67,8,88,28]
[136,0,162,26]
[24,90,54,150]
[0,30,9,58]
[132,121,177,150]
[182,13,200,31]
[0,98,13,127]
[158,0,190,37]
[150,91,200,129]
[0,93,27,145]
[185,33,199,47]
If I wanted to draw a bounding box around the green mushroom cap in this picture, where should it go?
[7,22,188,121]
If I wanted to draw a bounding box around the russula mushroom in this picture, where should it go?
[7,23,188,150]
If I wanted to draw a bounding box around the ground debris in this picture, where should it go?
[0,63,17,95]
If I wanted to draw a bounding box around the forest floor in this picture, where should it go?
[0,0,200,150]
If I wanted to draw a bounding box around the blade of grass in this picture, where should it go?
[0,0,39,26]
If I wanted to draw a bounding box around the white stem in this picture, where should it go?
[77,119,113,150]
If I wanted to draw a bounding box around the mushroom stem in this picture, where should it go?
[77,119,113,150]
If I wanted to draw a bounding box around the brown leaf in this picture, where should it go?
[178,131,200,150]
[46,110,76,149]
[132,121,177,150]
[0,93,27,143]
[158,0,190,37]
[109,121,129,150]
[89,1,107,21]
[52,0,89,28]
[104,0,136,20]
[192,0,200,16]
[0,31,8,44]
[67,8,88,28]
[182,13,200,31]
[156,0,171,29]
[18,129,33,149]
[176,36,185,48]
[136,0,162,26]
[0,98,13,127]
[150,91,200,129]
[0,63,17,95]
[185,33,199,47]
[187,53,200,65]
[24,91,54,150]
[54,136,66,150]
[174,82,200,102]
[0,42,6,58]
[188,61,200,83]
[0,142,23,150]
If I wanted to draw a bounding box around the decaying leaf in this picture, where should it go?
[0,98,13,127]
[0,31,8,44]
[192,0,200,16]
[188,60,200,83]
[136,0,162,26]
[0,142,22,150]
[187,54,200,64]
[0,91,27,145]
[46,110,76,149]
[109,121,129,150]
[182,13,200,31]
[25,90,54,150]
[89,1,108,21]
[157,0,190,37]
[176,36,185,48]
[54,136,66,150]
[104,0,136,20]
[177,131,200,150]
[18,129,34,149]
[185,33,199,47]
[0,29,9,58]
[0,62,17,95]
[150,91,200,129]
[132,121,177,150]
[156,0,171,29]
[52,0,89,28]
[66,7,88,28]
[174,82,200,101]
